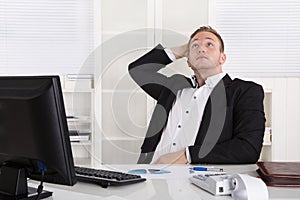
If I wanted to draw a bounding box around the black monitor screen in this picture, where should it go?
[0,76,76,198]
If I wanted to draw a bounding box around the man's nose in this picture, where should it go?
[197,46,206,53]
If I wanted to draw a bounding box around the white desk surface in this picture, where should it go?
[29,164,300,200]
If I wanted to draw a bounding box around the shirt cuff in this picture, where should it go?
[164,48,176,61]
[185,147,192,163]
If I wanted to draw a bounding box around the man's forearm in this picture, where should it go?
[188,138,262,164]
[153,150,188,164]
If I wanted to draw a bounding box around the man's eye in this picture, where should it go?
[207,42,214,47]
[192,43,199,48]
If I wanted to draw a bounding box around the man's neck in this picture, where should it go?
[194,69,223,87]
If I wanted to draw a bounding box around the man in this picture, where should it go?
[128,26,265,164]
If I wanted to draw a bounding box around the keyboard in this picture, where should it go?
[74,166,146,188]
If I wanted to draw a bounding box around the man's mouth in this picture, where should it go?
[196,55,208,60]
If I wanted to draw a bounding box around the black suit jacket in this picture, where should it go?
[128,44,265,164]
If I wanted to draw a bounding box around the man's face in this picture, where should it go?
[188,31,226,73]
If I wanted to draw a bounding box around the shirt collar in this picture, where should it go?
[190,75,199,88]
[190,72,226,88]
[205,72,226,88]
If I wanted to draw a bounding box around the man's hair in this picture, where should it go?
[188,26,224,53]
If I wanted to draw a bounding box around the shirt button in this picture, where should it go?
[185,110,189,114]
[173,143,176,146]
[193,96,197,99]
[178,125,181,128]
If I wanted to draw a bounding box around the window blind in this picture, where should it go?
[215,0,300,76]
[0,0,94,75]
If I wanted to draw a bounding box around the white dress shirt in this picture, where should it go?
[150,49,226,163]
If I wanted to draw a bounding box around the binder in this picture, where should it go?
[256,162,300,187]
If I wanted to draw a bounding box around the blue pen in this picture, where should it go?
[191,167,223,172]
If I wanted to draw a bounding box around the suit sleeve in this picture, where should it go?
[128,44,173,100]
[188,84,266,164]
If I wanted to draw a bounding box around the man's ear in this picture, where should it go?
[219,53,226,65]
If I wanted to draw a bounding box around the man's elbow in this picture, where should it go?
[246,153,260,164]
[241,146,261,164]
[128,62,135,75]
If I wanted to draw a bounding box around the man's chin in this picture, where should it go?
[192,66,214,71]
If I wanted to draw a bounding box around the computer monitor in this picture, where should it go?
[0,76,76,199]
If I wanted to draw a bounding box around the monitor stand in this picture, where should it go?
[0,165,52,200]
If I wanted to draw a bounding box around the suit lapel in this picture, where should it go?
[194,74,232,145]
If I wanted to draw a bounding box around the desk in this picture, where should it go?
[30,164,300,200]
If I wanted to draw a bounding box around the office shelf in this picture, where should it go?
[262,142,272,146]
[62,75,94,166]
[260,89,272,161]
[71,141,92,146]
